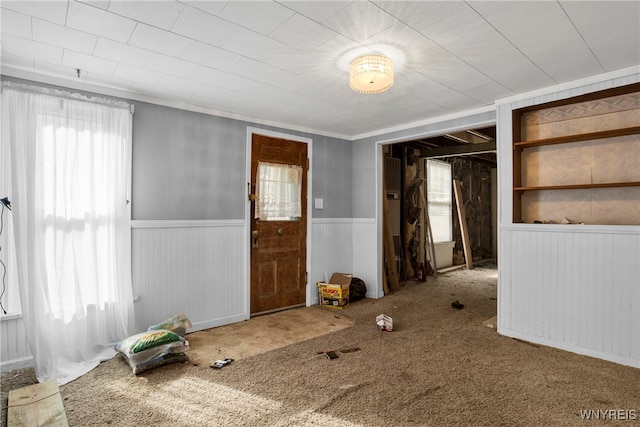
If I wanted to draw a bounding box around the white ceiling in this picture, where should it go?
[2,1,639,139]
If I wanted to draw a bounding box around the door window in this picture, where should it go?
[255,161,302,221]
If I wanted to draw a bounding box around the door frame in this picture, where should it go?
[245,127,313,317]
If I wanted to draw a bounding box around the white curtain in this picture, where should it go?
[1,82,135,384]
[255,161,303,220]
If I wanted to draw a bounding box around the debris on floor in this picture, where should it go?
[376,314,393,331]
[483,315,497,329]
[451,301,465,309]
[339,347,361,353]
[324,350,339,360]
[211,358,234,369]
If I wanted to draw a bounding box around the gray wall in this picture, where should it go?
[132,102,247,220]
[0,77,353,220]
[131,101,353,220]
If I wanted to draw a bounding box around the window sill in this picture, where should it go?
[1,313,23,322]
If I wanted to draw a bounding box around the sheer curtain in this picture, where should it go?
[1,82,135,384]
[255,161,303,220]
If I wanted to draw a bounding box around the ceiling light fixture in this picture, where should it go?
[349,54,393,94]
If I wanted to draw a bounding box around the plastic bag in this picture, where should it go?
[147,313,192,336]
[115,329,190,366]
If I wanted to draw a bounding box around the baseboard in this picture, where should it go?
[498,327,639,369]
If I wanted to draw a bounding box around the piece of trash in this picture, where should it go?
[376,314,393,331]
[324,350,339,360]
[451,301,465,309]
[211,358,234,369]
[339,347,361,353]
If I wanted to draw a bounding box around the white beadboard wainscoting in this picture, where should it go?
[310,218,380,303]
[498,225,640,368]
[352,219,381,299]
[2,217,379,372]
[131,220,248,333]
[0,315,32,372]
[310,218,353,304]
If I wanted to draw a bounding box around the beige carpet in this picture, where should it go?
[2,264,639,426]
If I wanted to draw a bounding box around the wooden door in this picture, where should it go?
[250,134,307,315]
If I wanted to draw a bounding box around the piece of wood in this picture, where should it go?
[437,264,466,274]
[453,179,473,270]
[382,179,400,292]
[8,379,69,427]
[418,181,437,277]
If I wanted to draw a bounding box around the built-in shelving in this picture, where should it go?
[512,83,640,225]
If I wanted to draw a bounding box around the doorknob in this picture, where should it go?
[252,230,259,248]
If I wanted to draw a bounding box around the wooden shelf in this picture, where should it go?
[514,126,640,149]
[512,83,640,225]
[514,182,640,192]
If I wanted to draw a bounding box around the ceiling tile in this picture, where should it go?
[469,1,604,81]
[32,19,97,55]
[171,5,241,47]
[1,8,32,39]
[34,60,82,81]
[323,1,399,42]
[181,0,228,16]
[76,1,110,11]
[217,1,294,35]
[107,0,184,30]
[180,42,240,69]
[1,34,63,65]
[66,1,136,43]
[1,1,67,25]
[224,56,293,84]
[128,24,192,58]
[561,1,640,70]
[269,14,337,51]
[113,63,163,86]
[62,49,117,76]
[83,72,133,91]
[93,38,153,68]
[278,1,352,24]
[221,26,291,61]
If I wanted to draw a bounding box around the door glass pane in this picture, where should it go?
[255,161,302,221]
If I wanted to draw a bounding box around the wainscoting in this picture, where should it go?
[131,220,248,333]
[499,226,640,368]
[1,217,379,372]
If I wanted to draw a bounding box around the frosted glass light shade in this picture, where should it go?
[349,54,394,94]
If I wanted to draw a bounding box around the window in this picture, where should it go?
[426,160,453,243]
[2,81,135,383]
[255,161,302,221]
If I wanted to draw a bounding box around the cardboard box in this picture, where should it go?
[317,273,352,309]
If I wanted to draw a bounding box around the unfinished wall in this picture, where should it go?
[452,158,494,263]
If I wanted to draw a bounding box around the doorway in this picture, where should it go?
[248,132,309,315]
[381,125,497,284]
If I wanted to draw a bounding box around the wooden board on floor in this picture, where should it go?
[8,379,69,427]
[453,179,473,270]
